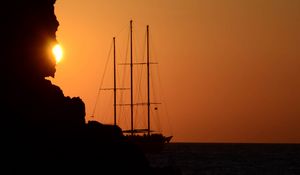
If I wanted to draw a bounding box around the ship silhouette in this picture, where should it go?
[92,20,172,153]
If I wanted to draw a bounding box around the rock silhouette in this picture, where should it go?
[1,0,151,174]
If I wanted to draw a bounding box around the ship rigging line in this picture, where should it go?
[118,28,131,127]
[91,41,113,117]
[135,29,148,128]
[150,31,173,136]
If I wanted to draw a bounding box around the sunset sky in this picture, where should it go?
[52,0,300,143]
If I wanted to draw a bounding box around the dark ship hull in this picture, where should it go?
[125,133,173,153]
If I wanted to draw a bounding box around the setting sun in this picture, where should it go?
[52,44,63,63]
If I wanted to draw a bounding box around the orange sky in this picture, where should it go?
[52,0,300,143]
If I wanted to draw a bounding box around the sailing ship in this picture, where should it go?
[94,20,172,153]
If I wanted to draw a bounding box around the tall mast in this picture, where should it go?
[130,20,134,135]
[147,25,150,136]
[113,37,117,126]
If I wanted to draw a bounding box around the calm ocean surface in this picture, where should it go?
[146,143,300,175]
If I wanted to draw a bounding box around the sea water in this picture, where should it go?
[145,143,300,175]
